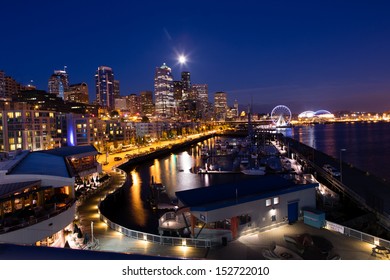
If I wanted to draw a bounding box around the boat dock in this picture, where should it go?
[149,179,177,210]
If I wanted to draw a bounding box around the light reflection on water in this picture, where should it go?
[129,171,147,227]
[106,136,246,233]
[292,122,390,180]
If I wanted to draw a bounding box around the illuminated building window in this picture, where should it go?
[273,197,279,205]
[266,199,272,207]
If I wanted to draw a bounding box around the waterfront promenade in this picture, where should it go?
[73,143,382,260]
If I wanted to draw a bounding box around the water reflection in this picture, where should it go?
[129,171,147,227]
[106,136,247,233]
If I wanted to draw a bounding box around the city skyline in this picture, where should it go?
[2,1,390,113]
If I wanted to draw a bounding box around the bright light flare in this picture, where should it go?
[178,55,187,64]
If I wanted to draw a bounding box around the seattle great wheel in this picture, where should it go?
[271,105,292,127]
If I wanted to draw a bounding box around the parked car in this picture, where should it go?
[114,157,122,161]
[323,164,341,177]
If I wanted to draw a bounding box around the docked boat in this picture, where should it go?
[241,167,266,176]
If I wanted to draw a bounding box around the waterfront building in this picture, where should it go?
[95,66,115,110]
[140,91,154,116]
[65,82,89,104]
[135,122,162,141]
[48,69,69,99]
[214,91,228,121]
[0,103,57,152]
[0,145,101,246]
[174,175,318,240]
[55,113,117,149]
[154,63,175,118]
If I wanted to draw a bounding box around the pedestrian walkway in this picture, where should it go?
[73,167,380,260]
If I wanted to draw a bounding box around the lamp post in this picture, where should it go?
[340,148,346,183]
[104,136,109,165]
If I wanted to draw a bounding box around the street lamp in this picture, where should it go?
[340,148,346,183]
[104,136,109,165]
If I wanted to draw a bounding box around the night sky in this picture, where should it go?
[2,0,390,114]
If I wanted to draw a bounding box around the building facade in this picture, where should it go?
[95,66,114,110]
[181,71,191,101]
[0,103,57,152]
[48,69,69,99]
[140,91,154,116]
[113,80,120,99]
[65,82,89,104]
[154,63,175,118]
[214,91,228,121]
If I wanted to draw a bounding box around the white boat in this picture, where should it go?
[241,167,266,176]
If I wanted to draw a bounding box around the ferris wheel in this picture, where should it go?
[271,105,292,127]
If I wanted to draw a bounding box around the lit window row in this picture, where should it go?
[266,197,279,207]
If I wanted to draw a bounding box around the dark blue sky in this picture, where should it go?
[2,0,390,113]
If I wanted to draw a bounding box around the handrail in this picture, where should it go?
[0,200,76,234]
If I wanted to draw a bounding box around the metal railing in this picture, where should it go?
[100,213,212,248]
[0,200,76,234]
[325,220,390,248]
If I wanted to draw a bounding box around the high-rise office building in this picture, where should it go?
[173,81,183,102]
[48,68,69,99]
[95,66,114,110]
[65,82,89,103]
[114,80,120,98]
[140,90,154,116]
[181,71,191,100]
[128,94,140,115]
[214,91,228,121]
[192,84,209,120]
[154,63,174,117]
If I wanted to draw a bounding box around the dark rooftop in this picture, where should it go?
[176,175,318,211]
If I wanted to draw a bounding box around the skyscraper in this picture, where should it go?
[181,71,191,100]
[48,68,69,99]
[113,80,120,98]
[192,84,209,120]
[214,91,228,121]
[95,66,114,110]
[154,63,174,117]
[140,90,154,116]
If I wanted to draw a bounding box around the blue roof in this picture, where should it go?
[9,145,97,178]
[40,145,97,157]
[176,175,318,211]
[9,152,71,177]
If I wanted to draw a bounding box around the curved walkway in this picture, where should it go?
[75,168,208,259]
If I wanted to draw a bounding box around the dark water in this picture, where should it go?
[292,121,390,181]
[104,121,390,233]
[104,136,246,233]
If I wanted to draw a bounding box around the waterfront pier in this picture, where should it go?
[278,135,390,231]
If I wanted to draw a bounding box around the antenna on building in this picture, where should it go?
[64,65,67,72]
